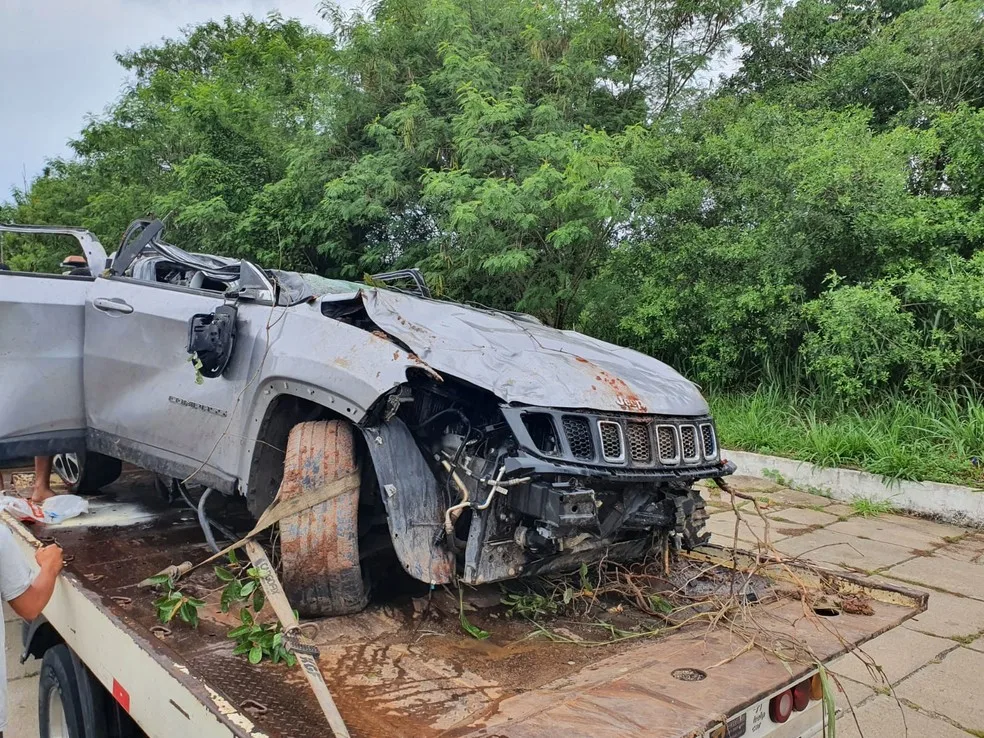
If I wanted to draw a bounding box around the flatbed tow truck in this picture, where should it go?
[3,467,926,738]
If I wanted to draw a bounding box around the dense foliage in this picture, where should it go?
[3,0,984,402]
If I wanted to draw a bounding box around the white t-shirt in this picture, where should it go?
[0,526,33,732]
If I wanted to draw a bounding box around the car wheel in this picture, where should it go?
[53,452,122,494]
[279,420,368,617]
[674,488,711,549]
[38,645,86,738]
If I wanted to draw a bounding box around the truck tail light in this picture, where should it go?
[792,678,812,711]
[769,689,794,723]
[810,673,824,701]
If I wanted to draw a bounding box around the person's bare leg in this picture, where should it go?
[32,456,56,503]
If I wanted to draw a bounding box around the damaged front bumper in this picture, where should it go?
[456,408,736,585]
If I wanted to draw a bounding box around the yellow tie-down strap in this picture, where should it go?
[152,472,360,738]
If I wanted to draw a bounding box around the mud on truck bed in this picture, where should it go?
[4,468,927,738]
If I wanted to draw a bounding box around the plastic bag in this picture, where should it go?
[42,495,89,523]
[0,494,89,524]
[0,496,46,523]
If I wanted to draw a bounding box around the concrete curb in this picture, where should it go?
[723,449,984,527]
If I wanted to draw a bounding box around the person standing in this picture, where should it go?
[0,527,63,738]
[32,457,57,503]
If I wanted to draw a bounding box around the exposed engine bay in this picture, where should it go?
[382,374,726,584]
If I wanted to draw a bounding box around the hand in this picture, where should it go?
[35,544,64,575]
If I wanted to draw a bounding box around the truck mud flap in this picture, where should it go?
[359,418,454,584]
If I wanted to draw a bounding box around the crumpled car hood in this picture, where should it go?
[357,289,709,416]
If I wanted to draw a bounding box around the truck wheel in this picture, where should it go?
[38,645,86,738]
[279,420,368,617]
[53,452,122,494]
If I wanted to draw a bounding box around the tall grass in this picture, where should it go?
[710,384,984,488]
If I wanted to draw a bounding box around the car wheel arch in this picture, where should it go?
[242,387,355,517]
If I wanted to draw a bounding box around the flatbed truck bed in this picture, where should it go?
[3,468,927,738]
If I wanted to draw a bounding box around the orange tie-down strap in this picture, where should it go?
[201,471,361,570]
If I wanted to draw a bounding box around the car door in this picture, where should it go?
[0,270,90,461]
[83,275,263,490]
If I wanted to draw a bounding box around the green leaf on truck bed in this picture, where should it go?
[248,646,263,665]
[459,588,490,640]
[162,597,185,623]
[220,581,242,612]
[179,602,200,628]
[228,625,251,639]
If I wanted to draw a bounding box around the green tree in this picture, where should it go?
[6,0,984,401]
[313,0,746,321]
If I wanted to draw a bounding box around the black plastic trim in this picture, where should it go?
[502,406,722,473]
[86,429,237,493]
[0,430,86,463]
[502,452,736,484]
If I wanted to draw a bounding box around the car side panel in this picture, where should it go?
[79,282,425,493]
[83,277,261,486]
[0,272,89,461]
[234,303,428,496]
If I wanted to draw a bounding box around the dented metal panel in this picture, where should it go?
[358,289,709,416]
[360,418,455,584]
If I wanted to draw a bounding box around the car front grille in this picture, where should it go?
[680,425,699,462]
[598,421,625,462]
[656,425,678,463]
[520,410,719,470]
[562,416,594,460]
[626,423,651,463]
[700,423,717,458]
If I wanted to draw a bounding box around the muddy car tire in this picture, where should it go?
[52,451,122,494]
[279,420,368,617]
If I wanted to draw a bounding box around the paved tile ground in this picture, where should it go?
[4,602,39,738]
[703,476,984,737]
[4,473,984,736]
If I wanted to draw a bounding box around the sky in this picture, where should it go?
[0,0,355,200]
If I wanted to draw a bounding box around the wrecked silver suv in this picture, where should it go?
[0,219,735,616]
